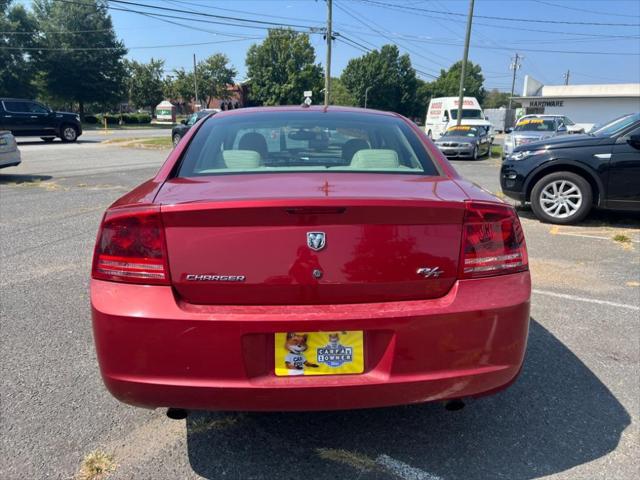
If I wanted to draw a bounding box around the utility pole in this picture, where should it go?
[563,69,570,85]
[324,0,333,107]
[456,0,475,126]
[193,54,200,111]
[364,86,372,108]
[508,53,522,110]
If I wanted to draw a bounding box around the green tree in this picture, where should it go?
[169,68,195,102]
[340,44,418,117]
[0,0,38,97]
[125,58,165,109]
[414,78,434,120]
[245,28,323,105]
[31,0,127,117]
[197,53,236,107]
[329,77,356,106]
[429,61,486,104]
[161,75,179,100]
[483,89,516,109]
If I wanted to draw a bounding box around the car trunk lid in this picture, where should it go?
[157,173,468,305]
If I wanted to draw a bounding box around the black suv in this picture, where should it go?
[172,109,217,146]
[501,112,640,224]
[0,98,82,143]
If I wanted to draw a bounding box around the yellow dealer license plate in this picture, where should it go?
[274,331,364,376]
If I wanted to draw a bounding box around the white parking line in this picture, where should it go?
[533,289,640,311]
[555,232,640,243]
[376,454,443,480]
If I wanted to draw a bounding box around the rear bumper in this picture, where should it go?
[0,152,21,169]
[91,272,531,411]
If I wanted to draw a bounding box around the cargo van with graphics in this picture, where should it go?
[424,97,492,140]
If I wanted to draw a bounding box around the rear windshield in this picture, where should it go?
[175,110,438,177]
[515,118,556,132]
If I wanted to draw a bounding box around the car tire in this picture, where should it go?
[472,146,478,160]
[530,171,592,224]
[41,137,55,143]
[60,125,78,143]
[172,133,182,147]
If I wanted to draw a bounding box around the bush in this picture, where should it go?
[92,113,152,125]
[135,113,151,124]
[96,114,119,125]
[121,114,138,124]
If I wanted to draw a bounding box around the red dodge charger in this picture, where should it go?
[91,106,530,412]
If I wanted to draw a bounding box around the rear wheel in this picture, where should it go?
[60,125,78,143]
[530,171,592,224]
[172,133,182,147]
[41,137,55,143]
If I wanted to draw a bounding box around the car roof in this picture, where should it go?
[212,105,400,119]
[520,114,560,118]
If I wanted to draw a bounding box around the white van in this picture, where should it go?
[424,97,492,140]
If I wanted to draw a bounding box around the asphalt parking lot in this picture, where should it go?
[1,139,638,480]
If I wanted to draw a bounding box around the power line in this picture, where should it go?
[353,0,640,39]
[52,0,319,33]
[0,37,257,51]
[531,0,640,19]
[334,1,445,72]
[125,9,262,39]
[336,34,437,80]
[163,0,333,26]
[570,71,638,83]
[401,39,640,56]
[107,0,322,29]
[335,35,370,54]
[357,0,640,27]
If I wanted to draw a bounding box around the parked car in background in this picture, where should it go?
[0,98,82,142]
[0,131,21,169]
[424,96,493,140]
[503,115,575,158]
[434,125,492,160]
[501,112,640,224]
[171,109,219,146]
[91,106,530,412]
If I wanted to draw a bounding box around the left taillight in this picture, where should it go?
[92,206,170,285]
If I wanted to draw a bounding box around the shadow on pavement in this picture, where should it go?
[185,320,630,480]
[0,173,53,184]
[16,139,101,145]
[516,205,640,229]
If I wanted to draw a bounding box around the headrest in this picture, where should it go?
[238,132,268,159]
[350,149,400,169]
[222,150,262,169]
[342,138,370,162]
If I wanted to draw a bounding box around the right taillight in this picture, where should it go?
[460,201,528,279]
[92,206,170,285]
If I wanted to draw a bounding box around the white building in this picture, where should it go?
[518,75,640,130]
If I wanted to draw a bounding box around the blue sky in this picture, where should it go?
[40,0,640,91]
